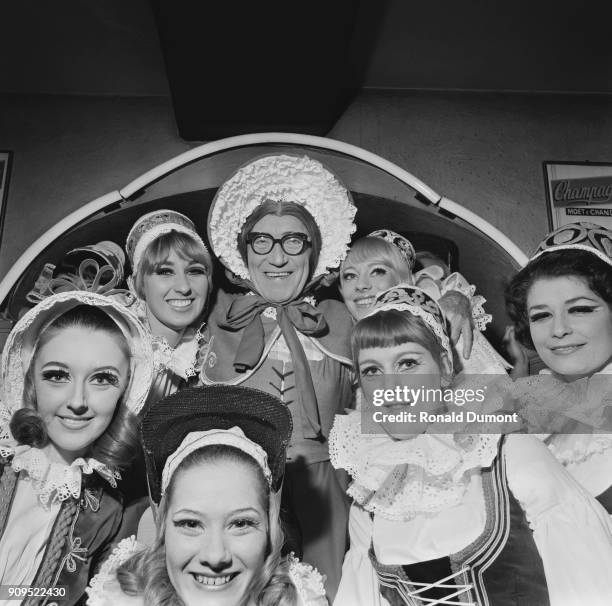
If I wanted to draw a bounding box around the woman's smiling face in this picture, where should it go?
[164,458,268,606]
[527,275,612,380]
[340,256,403,320]
[142,249,210,337]
[358,342,450,439]
[246,214,311,304]
[33,326,129,463]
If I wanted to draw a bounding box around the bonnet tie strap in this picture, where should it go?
[220,294,327,438]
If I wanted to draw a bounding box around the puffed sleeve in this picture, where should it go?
[504,433,612,606]
[86,537,142,606]
[288,556,328,606]
[334,503,389,606]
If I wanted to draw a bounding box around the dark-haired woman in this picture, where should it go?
[201,154,357,598]
[0,292,153,605]
[506,222,612,512]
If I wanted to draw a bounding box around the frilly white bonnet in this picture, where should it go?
[208,153,357,280]
[1,291,155,419]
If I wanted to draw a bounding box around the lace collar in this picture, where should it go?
[329,410,499,521]
[150,326,203,379]
[509,363,612,465]
[0,443,120,509]
[127,295,204,380]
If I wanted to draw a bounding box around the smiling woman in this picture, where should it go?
[0,291,153,606]
[506,222,612,514]
[126,210,212,396]
[86,385,327,606]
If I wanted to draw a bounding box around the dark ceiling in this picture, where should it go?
[1,0,611,137]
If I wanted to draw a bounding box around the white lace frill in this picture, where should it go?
[208,154,357,280]
[507,374,612,465]
[329,411,499,521]
[0,443,120,509]
[439,272,492,331]
[87,536,140,606]
[288,554,328,605]
[125,294,204,380]
[151,329,203,379]
[414,270,492,331]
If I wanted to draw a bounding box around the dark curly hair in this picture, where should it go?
[10,304,140,471]
[505,250,612,350]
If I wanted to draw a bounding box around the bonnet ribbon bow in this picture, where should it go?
[220,294,328,439]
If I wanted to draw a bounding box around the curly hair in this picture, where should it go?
[505,250,612,350]
[117,444,298,606]
[237,200,322,280]
[10,304,140,471]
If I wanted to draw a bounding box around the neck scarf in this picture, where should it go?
[219,292,328,439]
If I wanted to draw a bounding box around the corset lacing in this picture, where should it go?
[377,567,475,606]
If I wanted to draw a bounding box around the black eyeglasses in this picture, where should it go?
[246,232,311,255]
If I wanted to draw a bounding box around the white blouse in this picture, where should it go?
[544,362,612,501]
[0,477,60,598]
[335,434,612,606]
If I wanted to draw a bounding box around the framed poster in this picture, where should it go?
[0,151,13,250]
[543,161,612,231]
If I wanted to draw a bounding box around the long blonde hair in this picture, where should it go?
[117,444,297,606]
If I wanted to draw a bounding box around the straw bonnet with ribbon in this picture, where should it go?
[85,386,331,606]
[140,384,292,505]
[205,153,356,439]
[26,240,130,305]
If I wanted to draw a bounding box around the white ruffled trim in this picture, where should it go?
[86,536,140,606]
[0,443,120,508]
[288,554,327,604]
[0,290,154,417]
[510,368,612,466]
[208,154,356,279]
[365,299,453,367]
[547,433,612,466]
[439,272,492,331]
[129,298,204,379]
[329,410,499,521]
[151,328,203,379]
[510,372,612,436]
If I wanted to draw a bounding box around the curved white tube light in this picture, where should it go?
[0,133,527,307]
[0,191,123,305]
